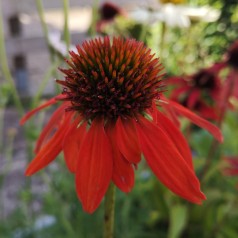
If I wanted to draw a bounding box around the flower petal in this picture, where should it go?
[170,85,190,100]
[198,103,218,120]
[134,116,206,204]
[187,89,201,108]
[63,117,87,173]
[153,109,193,169]
[106,123,134,192]
[164,99,223,142]
[20,94,65,125]
[114,117,141,163]
[111,154,134,193]
[35,103,69,153]
[25,111,73,176]
[160,100,181,127]
[223,156,238,176]
[75,119,113,213]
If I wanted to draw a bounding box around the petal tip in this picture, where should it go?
[25,168,33,176]
[19,117,26,125]
[218,134,224,143]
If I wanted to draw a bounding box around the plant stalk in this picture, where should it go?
[104,183,116,238]
[62,0,70,53]
[0,0,24,115]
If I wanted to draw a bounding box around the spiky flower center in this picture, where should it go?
[57,37,164,121]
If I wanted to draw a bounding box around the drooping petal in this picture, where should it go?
[162,98,223,142]
[153,109,193,169]
[114,117,141,164]
[35,102,69,153]
[75,118,113,213]
[187,89,201,108]
[159,99,181,127]
[106,123,134,192]
[134,116,206,204]
[170,85,190,101]
[198,103,218,120]
[20,94,65,125]
[111,154,134,193]
[168,76,187,85]
[25,111,73,176]
[63,117,87,173]
[223,156,238,176]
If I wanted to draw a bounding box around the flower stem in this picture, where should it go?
[104,183,116,238]
[159,22,166,59]
[88,0,99,37]
[62,0,70,53]
[0,0,24,115]
[35,0,55,60]
[31,58,60,108]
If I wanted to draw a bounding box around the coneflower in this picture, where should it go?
[21,37,222,213]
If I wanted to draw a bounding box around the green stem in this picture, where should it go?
[88,0,99,37]
[62,0,70,53]
[104,183,116,238]
[0,0,24,115]
[0,107,5,152]
[35,0,55,60]
[139,23,148,43]
[159,21,166,59]
[31,59,60,108]
[0,126,16,218]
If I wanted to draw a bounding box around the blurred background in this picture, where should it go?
[0,0,238,237]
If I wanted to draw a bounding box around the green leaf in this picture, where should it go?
[168,205,188,238]
[222,226,238,238]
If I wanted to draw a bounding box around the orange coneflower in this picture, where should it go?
[21,37,222,213]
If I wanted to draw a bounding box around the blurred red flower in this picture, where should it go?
[223,156,238,176]
[226,40,238,70]
[219,40,238,107]
[168,66,222,120]
[96,2,126,33]
[21,37,222,213]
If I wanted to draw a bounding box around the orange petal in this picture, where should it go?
[63,117,87,173]
[135,116,206,204]
[107,123,134,192]
[25,111,73,176]
[35,103,69,153]
[164,99,223,142]
[75,119,113,213]
[114,117,141,163]
[20,94,65,125]
[154,109,193,169]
